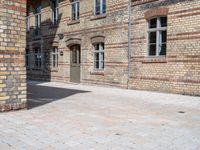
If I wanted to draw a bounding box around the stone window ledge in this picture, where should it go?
[142,56,167,63]
[90,71,104,76]
[32,68,42,71]
[51,68,58,72]
[67,20,80,25]
[90,14,106,21]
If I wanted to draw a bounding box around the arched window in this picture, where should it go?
[148,17,167,56]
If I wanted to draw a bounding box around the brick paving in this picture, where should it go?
[0,81,200,150]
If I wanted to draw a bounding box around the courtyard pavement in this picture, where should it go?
[0,81,200,150]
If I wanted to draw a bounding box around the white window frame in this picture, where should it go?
[52,0,59,25]
[52,47,59,68]
[94,0,106,15]
[147,17,167,56]
[71,0,79,20]
[93,43,104,70]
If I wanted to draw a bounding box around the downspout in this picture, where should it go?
[127,0,132,89]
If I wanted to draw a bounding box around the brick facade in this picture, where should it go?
[27,0,200,96]
[0,0,27,111]
[130,0,200,96]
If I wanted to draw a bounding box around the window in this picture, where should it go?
[148,17,167,56]
[52,47,59,68]
[93,43,104,70]
[71,0,79,20]
[94,0,106,15]
[26,6,30,32]
[26,16,30,32]
[71,45,80,64]
[26,48,30,67]
[52,0,59,25]
[34,48,42,68]
[35,5,41,36]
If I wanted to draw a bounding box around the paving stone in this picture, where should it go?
[0,82,199,150]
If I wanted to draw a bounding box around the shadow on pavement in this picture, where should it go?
[27,83,90,109]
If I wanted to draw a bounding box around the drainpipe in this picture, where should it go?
[127,0,132,89]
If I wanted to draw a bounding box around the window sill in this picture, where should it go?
[90,14,106,21]
[67,20,80,25]
[142,56,167,63]
[51,68,58,72]
[32,68,42,71]
[90,70,104,76]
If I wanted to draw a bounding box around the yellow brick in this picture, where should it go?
[0,84,6,88]
[0,72,9,76]
[0,96,9,101]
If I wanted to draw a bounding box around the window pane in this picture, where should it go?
[77,2,80,19]
[101,43,104,50]
[149,18,157,29]
[102,0,106,13]
[53,55,56,67]
[159,44,166,55]
[72,4,76,20]
[72,50,77,63]
[160,17,167,27]
[149,44,156,56]
[95,53,99,61]
[95,61,99,69]
[95,0,101,15]
[94,44,99,51]
[149,32,156,44]
[161,31,167,43]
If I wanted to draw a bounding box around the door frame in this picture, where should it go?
[70,45,81,83]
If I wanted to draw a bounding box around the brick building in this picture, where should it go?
[26,0,200,96]
[0,0,27,112]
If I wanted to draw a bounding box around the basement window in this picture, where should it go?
[148,17,167,56]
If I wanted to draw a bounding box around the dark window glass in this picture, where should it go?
[159,44,166,55]
[102,0,106,14]
[149,18,157,28]
[72,4,76,20]
[149,32,156,44]
[77,2,79,19]
[149,45,156,56]
[161,31,167,43]
[160,17,167,27]
[95,0,101,15]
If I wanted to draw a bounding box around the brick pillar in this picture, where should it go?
[0,0,27,111]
